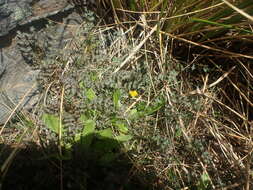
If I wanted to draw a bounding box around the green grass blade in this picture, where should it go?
[192,18,233,28]
[113,89,121,109]
[191,0,253,32]
[211,0,252,21]
[192,18,253,34]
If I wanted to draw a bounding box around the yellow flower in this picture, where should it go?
[129,90,138,98]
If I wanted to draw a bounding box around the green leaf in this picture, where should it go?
[79,81,85,89]
[63,143,73,160]
[175,128,182,138]
[42,113,62,134]
[113,121,128,133]
[99,152,118,165]
[97,128,113,139]
[93,138,118,153]
[128,109,139,120]
[129,0,137,11]
[90,72,98,81]
[197,172,211,190]
[201,172,210,183]
[145,103,164,115]
[74,133,81,142]
[82,119,96,136]
[86,88,96,101]
[81,118,96,149]
[113,89,121,109]
[80,114,88,122]
[167,168,177,181]
[115,134,132,142]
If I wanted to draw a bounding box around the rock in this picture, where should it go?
[0,0,88,125]
[0,0,33,37]
[0,38,39,124]
[0,0,75,37]
[0,51,6,77]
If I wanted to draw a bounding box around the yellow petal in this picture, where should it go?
[129,90,138,97]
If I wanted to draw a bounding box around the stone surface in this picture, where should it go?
[0,0,33,37]
[0,0,74,37]
[0,0,87,124]
[0,50,6,77]
[0,37,40,124]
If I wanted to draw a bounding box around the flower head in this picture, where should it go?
[129,90,138,98]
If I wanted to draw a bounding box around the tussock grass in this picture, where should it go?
[93,1,253,189]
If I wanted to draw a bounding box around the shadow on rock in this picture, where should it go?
[0,134,162,190]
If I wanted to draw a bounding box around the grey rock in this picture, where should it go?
[0,50,7,77]
[0,0,76,37]
[0,0,88,125]
[0,39,39,124]
[0,0,33,36]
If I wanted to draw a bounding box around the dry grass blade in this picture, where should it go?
[185,66,236,95]
[207,66,235,87]
[227,77,253,107]
[115,2,224,16]
[205,93,248,122]
[113,24,158,73]
[159,28,253,59]
[0,83,37,135]
[235,58,253,79]
[222,0,253,22]
[124,95,142,115]
[59,86,64,190]
[58,87,64,151]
